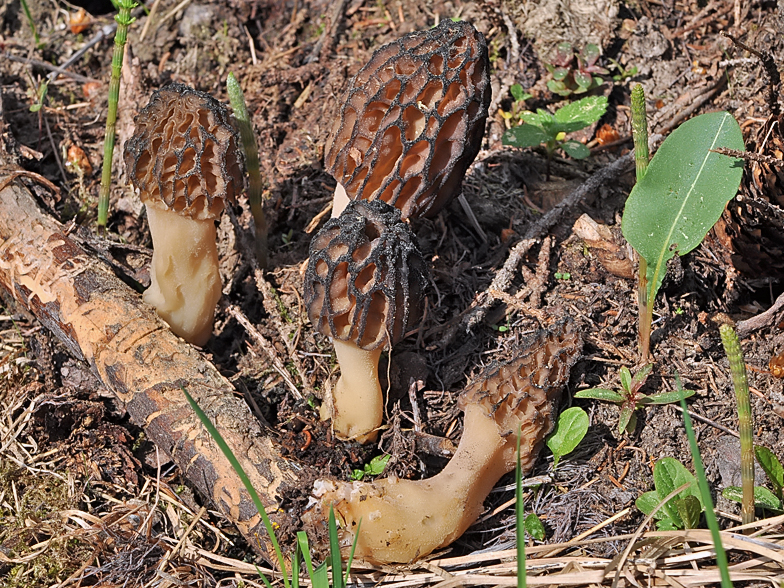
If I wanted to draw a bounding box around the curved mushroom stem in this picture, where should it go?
[311,403,519,563]
[325,339,383,443]
[143,205,222,346]
[331,182,351,218]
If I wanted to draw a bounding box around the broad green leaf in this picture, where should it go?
[552,95,608,133]
[642,387,696,405]
[366,454,390,476]
[503,124,550,148]
[755,446,784,497]
[573,71,592,90]
[574,388,625,403]
[546,406,589,468]
[631,363,654,390]
[636,490,667,518]
[525,513,546,541]
[722,486,782,510]
[656,518,680,531]
[561,140,591,159]
[675,495,702,529]
[510,83,531,103]
[654,457,699,526]
[622,112,744,303]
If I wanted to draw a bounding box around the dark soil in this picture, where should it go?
[2,0,784,585]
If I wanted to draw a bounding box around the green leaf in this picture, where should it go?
[643,386,696,405]
[675,495,702,529]
[636,490,666,518]
[654,457,699,526]
[552,95,608,133]
[510,83,531,103]
[619,366,632,395]
[573,388,625,403]
[560,140,591,159]
[722,486,783,510]
[366,454,390,476]
[622,112,744,304]
[618,402,636,434]
[755,446,784,498]
[546,406,589,468]
[573,70,592,89]
[503,124,551,149]
[525,513,546,541]
[631,363,654,391]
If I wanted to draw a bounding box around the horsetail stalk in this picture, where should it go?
[227,72,268,268]
[97,0,138,231]
[719,323,755,527]
[630,84,652,360]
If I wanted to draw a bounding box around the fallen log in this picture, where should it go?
[0,161,306,560]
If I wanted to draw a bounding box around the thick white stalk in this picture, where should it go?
[328,338,383,442]
[143,205,222,346]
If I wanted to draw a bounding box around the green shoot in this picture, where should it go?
[19,0,42,48]
[630,85,650,359]
[719,323,755,526]
[499,84,533,128]
[181,386,290,587]
[351,454,390,481]
[575,364,694,434]
[97,0,138,231]
[227,72,268,268]
[516,428,526,588]
[545,42,608,97]
[679,389,732,588]
[502,95,607,179]
[546,406,589,469]
[622,84,744,360]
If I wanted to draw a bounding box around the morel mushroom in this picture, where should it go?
[303,199,427,443]
[124,82,244,346]
[305,320,582,563]
[325,19,491,220]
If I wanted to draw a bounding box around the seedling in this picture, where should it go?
[574,364,694,434]
[524,513,545,541]
[502,95,607,178]
[97,0,138,231]
[636,457,704,530]
[351,454,390,481]
[622,84,744,359]
[500,83,533,128]
[608,58,638,82]
[546,406,589,468]
[545,42,608,97]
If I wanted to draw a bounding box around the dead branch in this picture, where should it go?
[0,168,310,561]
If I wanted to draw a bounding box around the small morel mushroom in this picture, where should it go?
[305,320,582,563]
[303,199,427,443]
[325,19,491,220]
[124,82,244,346]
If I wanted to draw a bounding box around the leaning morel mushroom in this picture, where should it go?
[325,19,491,220]
[304,199,427,443]
[124,82,244,346]
[305,320,582,563]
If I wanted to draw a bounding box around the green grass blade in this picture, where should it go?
[343,518,361,586]
[516,428,527,588]
[678,381,732,588]
[328,506,344,588]
[181,386,289,588]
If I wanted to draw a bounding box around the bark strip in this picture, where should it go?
[0,170,305,559]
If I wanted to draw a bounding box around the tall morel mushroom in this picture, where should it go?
[303,199,427,443]
[124,82,244,346]
[305,320,582,563]
[325,19,491,220]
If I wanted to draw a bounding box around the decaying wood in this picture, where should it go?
[0,168,309,560]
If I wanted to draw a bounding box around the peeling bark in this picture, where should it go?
[0,170,306,560]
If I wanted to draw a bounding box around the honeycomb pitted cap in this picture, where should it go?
[124,82,245,221]
[304,200,427,350]
[458,320,582,466]
[325,19,491,220]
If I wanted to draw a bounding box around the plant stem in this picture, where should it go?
[227,72,268,268]
[97,0,137,232]
[516,428,527,588]
[720,323,755,527]
[630,84,652,360]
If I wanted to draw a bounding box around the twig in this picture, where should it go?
[736,290,784,338]
[304,0,348,64]
[225,304,303,400]
[711,147,782,166]
[2,53,100,84]
[461,153,634,333]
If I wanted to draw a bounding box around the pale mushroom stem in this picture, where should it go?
[314,403,517,563]
[331,182,351,218]
[326,339,384,443]
[144,206,223,346]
